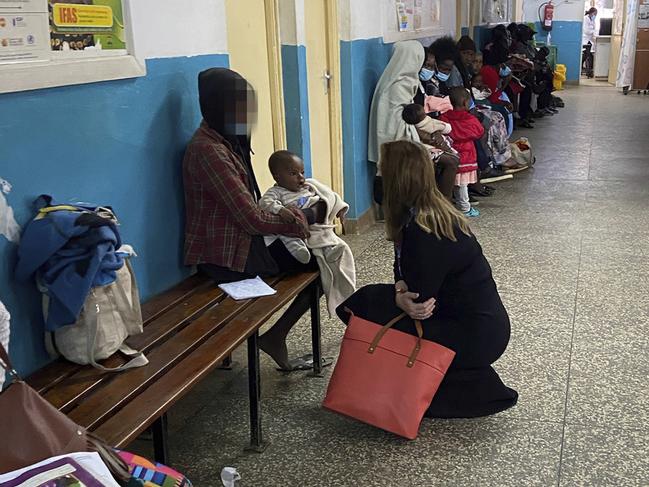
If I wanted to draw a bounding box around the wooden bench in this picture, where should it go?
[27,271,322,463]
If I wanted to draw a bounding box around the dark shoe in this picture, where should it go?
[532,111,546,118]
[469,196,480,205]
[480,167,513,184]
[517,120,534,129]
[469,184,493,197]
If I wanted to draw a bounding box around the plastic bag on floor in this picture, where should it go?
[221,467,241,487]
[510,137,535,166]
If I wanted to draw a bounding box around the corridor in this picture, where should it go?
[149,86,649,486]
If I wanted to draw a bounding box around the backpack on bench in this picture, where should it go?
[44,257,148,372]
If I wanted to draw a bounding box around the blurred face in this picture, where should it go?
[437,59,454,74]
[473,55,483,73]
[273,155,306,192]
[472,74,487,91]
[460,50,476,67]
[223,80,258,136]
[423,52,436,71]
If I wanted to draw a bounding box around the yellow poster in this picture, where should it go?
[52,3,112,30]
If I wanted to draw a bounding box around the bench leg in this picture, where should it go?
[218,354,233,370]
[245,331,269,453]
[309,281,323,378]
[152,413,169,465]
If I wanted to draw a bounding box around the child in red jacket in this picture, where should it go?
[440,87,485,217]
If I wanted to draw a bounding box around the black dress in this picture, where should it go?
[337,220,517,418]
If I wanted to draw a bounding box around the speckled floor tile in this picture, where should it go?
[577,253,649,299]
[581,230,649,257]
[566,295,649,430]
[495,292,574,422]
[171,393,563,487]
[559,424,649,487]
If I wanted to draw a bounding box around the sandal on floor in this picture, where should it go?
[276,354,334,372]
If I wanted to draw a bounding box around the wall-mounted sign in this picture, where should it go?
[0,2,49,64]
[49,0,125,51]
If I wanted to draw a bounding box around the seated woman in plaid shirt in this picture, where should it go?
[183,68,322,371]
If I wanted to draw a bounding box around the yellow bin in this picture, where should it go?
[554,64,567,90]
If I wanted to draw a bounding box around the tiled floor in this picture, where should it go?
[135,86,649,486]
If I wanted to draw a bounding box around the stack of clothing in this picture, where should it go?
[15,196,126,331]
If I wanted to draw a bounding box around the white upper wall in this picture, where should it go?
[279,0,306,45]
[522,0,585,22]
[339,0,456,42]
[130,0,228,60]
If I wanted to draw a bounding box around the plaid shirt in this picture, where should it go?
[183,125,307,272]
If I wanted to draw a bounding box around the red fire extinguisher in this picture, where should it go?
[541,1,555,31]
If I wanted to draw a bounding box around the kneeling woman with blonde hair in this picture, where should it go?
[338,140,517,418]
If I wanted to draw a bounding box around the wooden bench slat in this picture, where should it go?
[28,274,211,394]
[43,284,227,410]
[140,274,211,324]
[66,276,285,430]
[91,271,319,447]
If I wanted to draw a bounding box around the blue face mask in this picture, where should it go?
[419,68,434,81]
[500,65,512,77]
[434,71,450,82]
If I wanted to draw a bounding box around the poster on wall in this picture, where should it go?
[639,0,649,29]
[387,0,442,42]
[613,0,624,34]
[49,0,126,52]
[482,0,511,24]
[0,0,49,64]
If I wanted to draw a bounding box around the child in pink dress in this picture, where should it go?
[439,87,485,217]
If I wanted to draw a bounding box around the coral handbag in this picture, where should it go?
[323,311,455,439]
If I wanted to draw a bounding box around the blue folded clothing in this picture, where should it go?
[16,197,124,331]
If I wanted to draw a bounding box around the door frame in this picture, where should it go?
[264,0,287,150]
[325,0,344,197]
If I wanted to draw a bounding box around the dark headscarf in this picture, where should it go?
[483,43,510,66]
[198,68,261,199]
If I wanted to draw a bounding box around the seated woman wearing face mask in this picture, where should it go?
[480,45,515,135]
[368,40,459,203]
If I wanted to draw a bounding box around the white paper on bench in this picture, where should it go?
[218,276,277,301]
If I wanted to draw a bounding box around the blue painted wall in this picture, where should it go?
[0,53,229,376]
[340,38,393,219]
[281,44,312,176]
[532,21,582,81]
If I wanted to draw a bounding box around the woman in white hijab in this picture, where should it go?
[369,40,458,201]
[368,40,424,166]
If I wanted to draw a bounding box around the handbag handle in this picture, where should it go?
[367,312,424,369]
[0,341,19,382]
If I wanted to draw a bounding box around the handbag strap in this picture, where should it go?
[86,262,148,372]
[0,340,19,381]
[367,313,424,368]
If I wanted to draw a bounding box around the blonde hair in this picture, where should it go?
[380,140,472,242]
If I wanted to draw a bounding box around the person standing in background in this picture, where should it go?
[582,7,598,78]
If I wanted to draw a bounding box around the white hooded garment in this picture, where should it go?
[367,40,425,168]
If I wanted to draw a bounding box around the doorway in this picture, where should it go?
[303,0,343,193]
[581,0,616,86]
[224,0,343,196]
[224,0,286,192]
